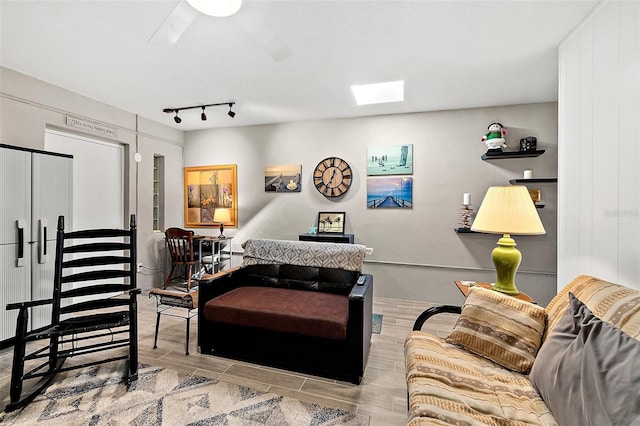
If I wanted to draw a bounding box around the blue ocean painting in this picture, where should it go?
[367,177,413,208]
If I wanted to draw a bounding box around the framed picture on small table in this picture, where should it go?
[317,212,345,234]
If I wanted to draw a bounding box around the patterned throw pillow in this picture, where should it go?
[446,286,547,373]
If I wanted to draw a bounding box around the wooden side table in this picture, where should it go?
[454,280,536,304]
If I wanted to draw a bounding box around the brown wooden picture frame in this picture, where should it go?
[184,164,238,228]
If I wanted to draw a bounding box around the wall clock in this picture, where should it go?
[313,157,353,198]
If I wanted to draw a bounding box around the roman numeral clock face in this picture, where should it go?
[313,157,353,198]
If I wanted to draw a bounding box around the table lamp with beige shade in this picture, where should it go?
[471,185,545,295]
[213,208,231,239]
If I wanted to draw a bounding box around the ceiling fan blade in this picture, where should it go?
[148,0,198,45]
[235,8,292,62]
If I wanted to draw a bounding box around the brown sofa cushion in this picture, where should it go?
[203,286,349,340]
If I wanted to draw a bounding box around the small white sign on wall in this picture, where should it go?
[66,116,119,138]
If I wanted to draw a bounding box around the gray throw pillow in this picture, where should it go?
[530,292,640,426]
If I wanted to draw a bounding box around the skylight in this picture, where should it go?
[351,80,404,106]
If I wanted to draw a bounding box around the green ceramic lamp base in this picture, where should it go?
[491,234,522,295]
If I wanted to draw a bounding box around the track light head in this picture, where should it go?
[173,111,181,124]
[228,103,236,118]
[201,106,207,121]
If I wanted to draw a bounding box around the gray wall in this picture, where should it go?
[558,1,640,291]
[185,102,559,305]
[1,65,561,304]
[0,66,185,290]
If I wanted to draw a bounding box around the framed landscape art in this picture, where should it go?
[317,212,346,234]
[264,164,302,192]
[367,144,413,176]
[367,177,413,208]
[184,164,238,227]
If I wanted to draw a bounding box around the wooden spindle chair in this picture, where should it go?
[164,227,199,292]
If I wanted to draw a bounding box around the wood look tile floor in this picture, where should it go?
[0,293,458,425]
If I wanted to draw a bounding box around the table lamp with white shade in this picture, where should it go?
[470,186,545,295]
[213,208,231,239]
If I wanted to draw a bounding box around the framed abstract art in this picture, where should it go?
[184,164,238,227]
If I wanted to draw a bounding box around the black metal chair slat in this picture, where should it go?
[4,214,139,412]
[61,269,130,284]
[63,255,130,268]
[64,228,131,239]
[63,242,130,254]
[61,284,131,298]
[60,298,130,315]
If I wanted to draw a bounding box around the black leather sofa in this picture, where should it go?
[197,263,373,384]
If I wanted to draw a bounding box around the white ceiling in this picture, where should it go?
[0,0,598,131]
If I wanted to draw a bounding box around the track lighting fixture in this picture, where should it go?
[163,102,236,124]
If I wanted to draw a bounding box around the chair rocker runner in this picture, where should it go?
[4,215,140,412]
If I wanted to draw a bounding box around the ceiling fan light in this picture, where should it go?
[186,0,242,17]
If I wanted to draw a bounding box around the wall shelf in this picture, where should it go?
[509,178,558,184]
[454,227,490,234]
[454,227,475,233]
[481,150,545,161]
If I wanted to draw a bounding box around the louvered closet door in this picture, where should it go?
[0,146,32,341]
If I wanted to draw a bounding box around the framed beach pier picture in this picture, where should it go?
[367,177,413,208]
[184,164,238,227]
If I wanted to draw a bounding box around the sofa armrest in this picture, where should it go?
[346,273,373,383]
[348,274,372,301]
[412,305,461,331]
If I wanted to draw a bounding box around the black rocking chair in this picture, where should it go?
[4,215,140,412]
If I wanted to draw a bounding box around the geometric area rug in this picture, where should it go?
[0,363,370,425]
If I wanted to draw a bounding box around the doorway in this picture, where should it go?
[45,129,124,230]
